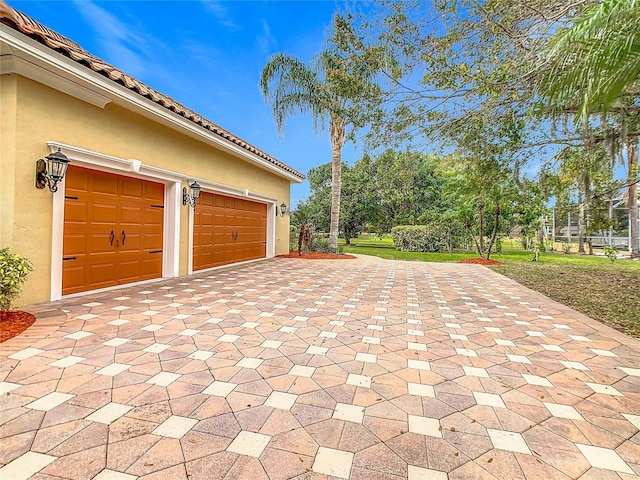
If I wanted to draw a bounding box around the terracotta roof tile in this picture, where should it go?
[0,1,305,180]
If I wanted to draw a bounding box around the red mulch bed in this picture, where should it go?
[0,310,36,343]
[277,251,356,260]
[458,258,503,266]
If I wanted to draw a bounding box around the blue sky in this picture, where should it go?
[11,0,356,205]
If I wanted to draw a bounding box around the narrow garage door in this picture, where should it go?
[63,166,164,295]
[193,192,267,271]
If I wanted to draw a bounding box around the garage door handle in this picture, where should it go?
[121,230,126,245]
[110,230,115,246]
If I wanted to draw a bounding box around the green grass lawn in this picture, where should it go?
[341,238,640,337]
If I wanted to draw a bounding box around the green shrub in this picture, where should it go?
[0,248,34,310]
[391,225,445,252]
[603,245,619,264]
[289,225,299,252]
[313,236,335,253]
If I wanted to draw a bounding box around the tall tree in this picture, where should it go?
[261,17,377,251]
[331,2,577,159]
[260,52,345,251]
[537,0,640,257]
[333,2,640,256]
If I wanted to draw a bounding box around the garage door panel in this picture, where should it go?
[145,210,164,226]
[117,256,161,280]
[119,176,144,198]
[119,206,143,225]
[61,265,86,294]
[90,203,118,224]
[198,193,212,207]
[200,211,213,223]
[92,174,119,197]
[193,191,267,271]
[63,234,86,256]
[142,256,162,276]
[143,233,163,250]
[118,232,141,252]
[88,233,116,254]
[86,262,118,286]
[63,166,164,296]
[144,183,164,202]
[199,233,213,247]
[64,201,89,223]
[66,170,89,193]
[117,259,142,283]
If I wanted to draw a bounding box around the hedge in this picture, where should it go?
[391,225,446,252]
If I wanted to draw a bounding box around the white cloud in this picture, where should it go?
[200,0,239,29]
[257,18,277,55]
[71,0,156,78]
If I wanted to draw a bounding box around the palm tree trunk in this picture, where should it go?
[329,149,342,251]
[629,140,639,258]
[328,116,345,252]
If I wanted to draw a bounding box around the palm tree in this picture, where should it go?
[260,52,347,252]
[538,0,640,257]
[540,0,640,119]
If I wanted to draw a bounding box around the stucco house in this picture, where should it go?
[0,2,305,306]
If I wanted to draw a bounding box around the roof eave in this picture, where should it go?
[0,9,305,183]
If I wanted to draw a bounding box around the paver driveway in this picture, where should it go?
[1,256,639,480]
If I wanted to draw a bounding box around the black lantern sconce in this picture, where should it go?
[182,180,201,208]
[278,202,288,218]
[35,148,71,193]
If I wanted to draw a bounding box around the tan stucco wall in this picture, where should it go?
[2,74,294,307]
[0,74,17,249]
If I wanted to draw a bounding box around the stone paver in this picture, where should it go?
[1,256,639,479]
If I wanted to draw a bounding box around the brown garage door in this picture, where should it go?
[63,166,164,295]
[193,192,267,271]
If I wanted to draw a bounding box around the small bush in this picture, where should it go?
[603,245,618,264]
[391,225,445,252]
[289,225,299,252]
[0,248,34,310]
[312,236,335,253]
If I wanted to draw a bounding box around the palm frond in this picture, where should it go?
[260,53,328,137]
[539,0,640,121]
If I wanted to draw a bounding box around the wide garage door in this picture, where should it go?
[193,192,267,270]
[63,166,164,295]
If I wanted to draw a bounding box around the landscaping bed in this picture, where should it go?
[0,310,36,343]
[459,258,502,265]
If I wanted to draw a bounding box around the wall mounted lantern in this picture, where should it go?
[182,180,201,208]
[35,148,70,193]
[278,202,288,218]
